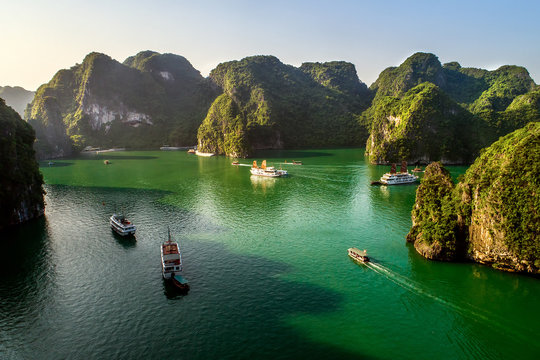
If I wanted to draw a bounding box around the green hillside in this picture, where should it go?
[26,51,217,158]
[197,56,372,157]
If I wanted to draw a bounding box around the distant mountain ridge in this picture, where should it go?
[26,51,540,161]
[0,86,34,117]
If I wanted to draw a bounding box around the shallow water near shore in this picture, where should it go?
[1,149,538,359]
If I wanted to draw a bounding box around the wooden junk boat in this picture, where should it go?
[348,248,370,263]
[250,160,288,177]
[161,228,189,292]
[371,162,418,185]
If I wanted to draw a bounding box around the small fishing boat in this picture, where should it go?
[187,148,195,154]
[250,160,288,177]
[412,167,423,172]
[232,161,240,165]
[110,213,136,236]
[292,160,302,165]
[161,228,189,292]
[348,248,370,263]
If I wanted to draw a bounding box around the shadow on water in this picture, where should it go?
[253,149,334,159]
[111,230,137,249]
[0,184,375,359]
[92,155,159,160]
[0,217,55,331]
[150,239,374,360]
[39,161,74,168]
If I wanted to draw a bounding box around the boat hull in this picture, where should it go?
[109,215,136,236]
[250,169,287,177]
[348,248,370,263]
[172,275,190,292]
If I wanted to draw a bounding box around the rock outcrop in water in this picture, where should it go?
[407,122,540,274]
[0,98,44,230]
[365,53,539,164]
[406,162,461,260]
[26,51,218,159]
[197,56,372,157]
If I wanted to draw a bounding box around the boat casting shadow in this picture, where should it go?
[161,239,376,359]
[111,229,137,249]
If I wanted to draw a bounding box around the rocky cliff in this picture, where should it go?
[26,51,218,159]
[0,99,44,230]
[0,86,35,117]
[366,53,539,164]
[407,123,540,274]
[406,162,461,260]
[197,56,372,157]
[365,82,479,164]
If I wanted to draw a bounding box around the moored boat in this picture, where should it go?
[195,150,215,157]
[187,148,195,154]
[110,213,136,236]
[250,160,288,177]
[292,160,302,165]
[348,247,370,263]
[161,228,189,292]
[378,162,418,185]
[232,161,240,165]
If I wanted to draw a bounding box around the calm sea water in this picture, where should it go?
[1,149,538,359]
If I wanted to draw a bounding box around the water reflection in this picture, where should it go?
[0,217,55,341]
[250,175,277,191]
[111,230,137,249]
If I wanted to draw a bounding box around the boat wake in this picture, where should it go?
[363,261,536,346]
[366,262,472,315]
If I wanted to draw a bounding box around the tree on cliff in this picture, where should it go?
[0,98,45,229]
[407,122,540,274]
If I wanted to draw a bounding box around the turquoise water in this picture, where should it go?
[1,149,538,359]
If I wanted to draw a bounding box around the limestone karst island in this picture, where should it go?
[1,2,540,357]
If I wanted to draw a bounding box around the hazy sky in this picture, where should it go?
[2,0,539,91]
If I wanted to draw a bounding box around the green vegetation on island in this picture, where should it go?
[366,53,539,164]
[25,50,539,163]
[407,122,540,273]
[197,56,372,157]
[26,51,217,158]
[0,98,44,230]
[406,162,461,260]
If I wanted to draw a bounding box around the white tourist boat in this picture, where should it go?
[161,228,189,292]
[250,160,288,177]
[348,247,370,263]
[378,162,418,185]
[109,213,136,236]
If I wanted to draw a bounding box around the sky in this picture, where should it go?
[2,0,539,91]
